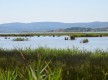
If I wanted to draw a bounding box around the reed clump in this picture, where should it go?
[70,36,75,40]
[13,37,28,41]
[0,48,108,80]
[81,39,89,43]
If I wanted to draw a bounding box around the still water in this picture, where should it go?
[0,36,108,51]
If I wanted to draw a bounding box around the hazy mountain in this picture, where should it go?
[63,27,108,32]
[0,22,108,32]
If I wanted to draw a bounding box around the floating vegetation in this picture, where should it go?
[80,39,89,43]
[13,37,28,41]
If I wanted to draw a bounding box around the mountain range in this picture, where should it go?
[0,21,108,32]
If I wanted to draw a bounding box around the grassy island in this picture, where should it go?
[13,37,28,41]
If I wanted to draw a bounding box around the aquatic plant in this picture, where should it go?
[80,39,89,43]
[70,36,75,40]
[13,37,28,41]
[37,35,40,37]
[65,37,68,40]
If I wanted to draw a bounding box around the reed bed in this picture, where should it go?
[0,48,108,80]
[0,32,108,37]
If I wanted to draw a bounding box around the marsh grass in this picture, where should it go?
[0,48,108,80]
[81,39,89,43]
[0,32,108,37]
[13,37,28,41]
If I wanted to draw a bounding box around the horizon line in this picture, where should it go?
[0,21,108,25]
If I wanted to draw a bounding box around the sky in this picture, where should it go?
[0,0,108,24]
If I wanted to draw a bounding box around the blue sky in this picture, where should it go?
[0,0,108,23]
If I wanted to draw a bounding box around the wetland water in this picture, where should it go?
[0,36,108,51]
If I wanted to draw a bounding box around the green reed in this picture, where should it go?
[0,48,108,80]
[13,37,28,41]
[0,32,108,37]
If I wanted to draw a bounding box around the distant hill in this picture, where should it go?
[0,22,108,32]
[63,27,108,32]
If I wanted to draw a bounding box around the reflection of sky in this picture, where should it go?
[0,36,108,51]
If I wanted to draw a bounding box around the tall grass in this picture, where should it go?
[0,48,108,79]
[0,32,108,37]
